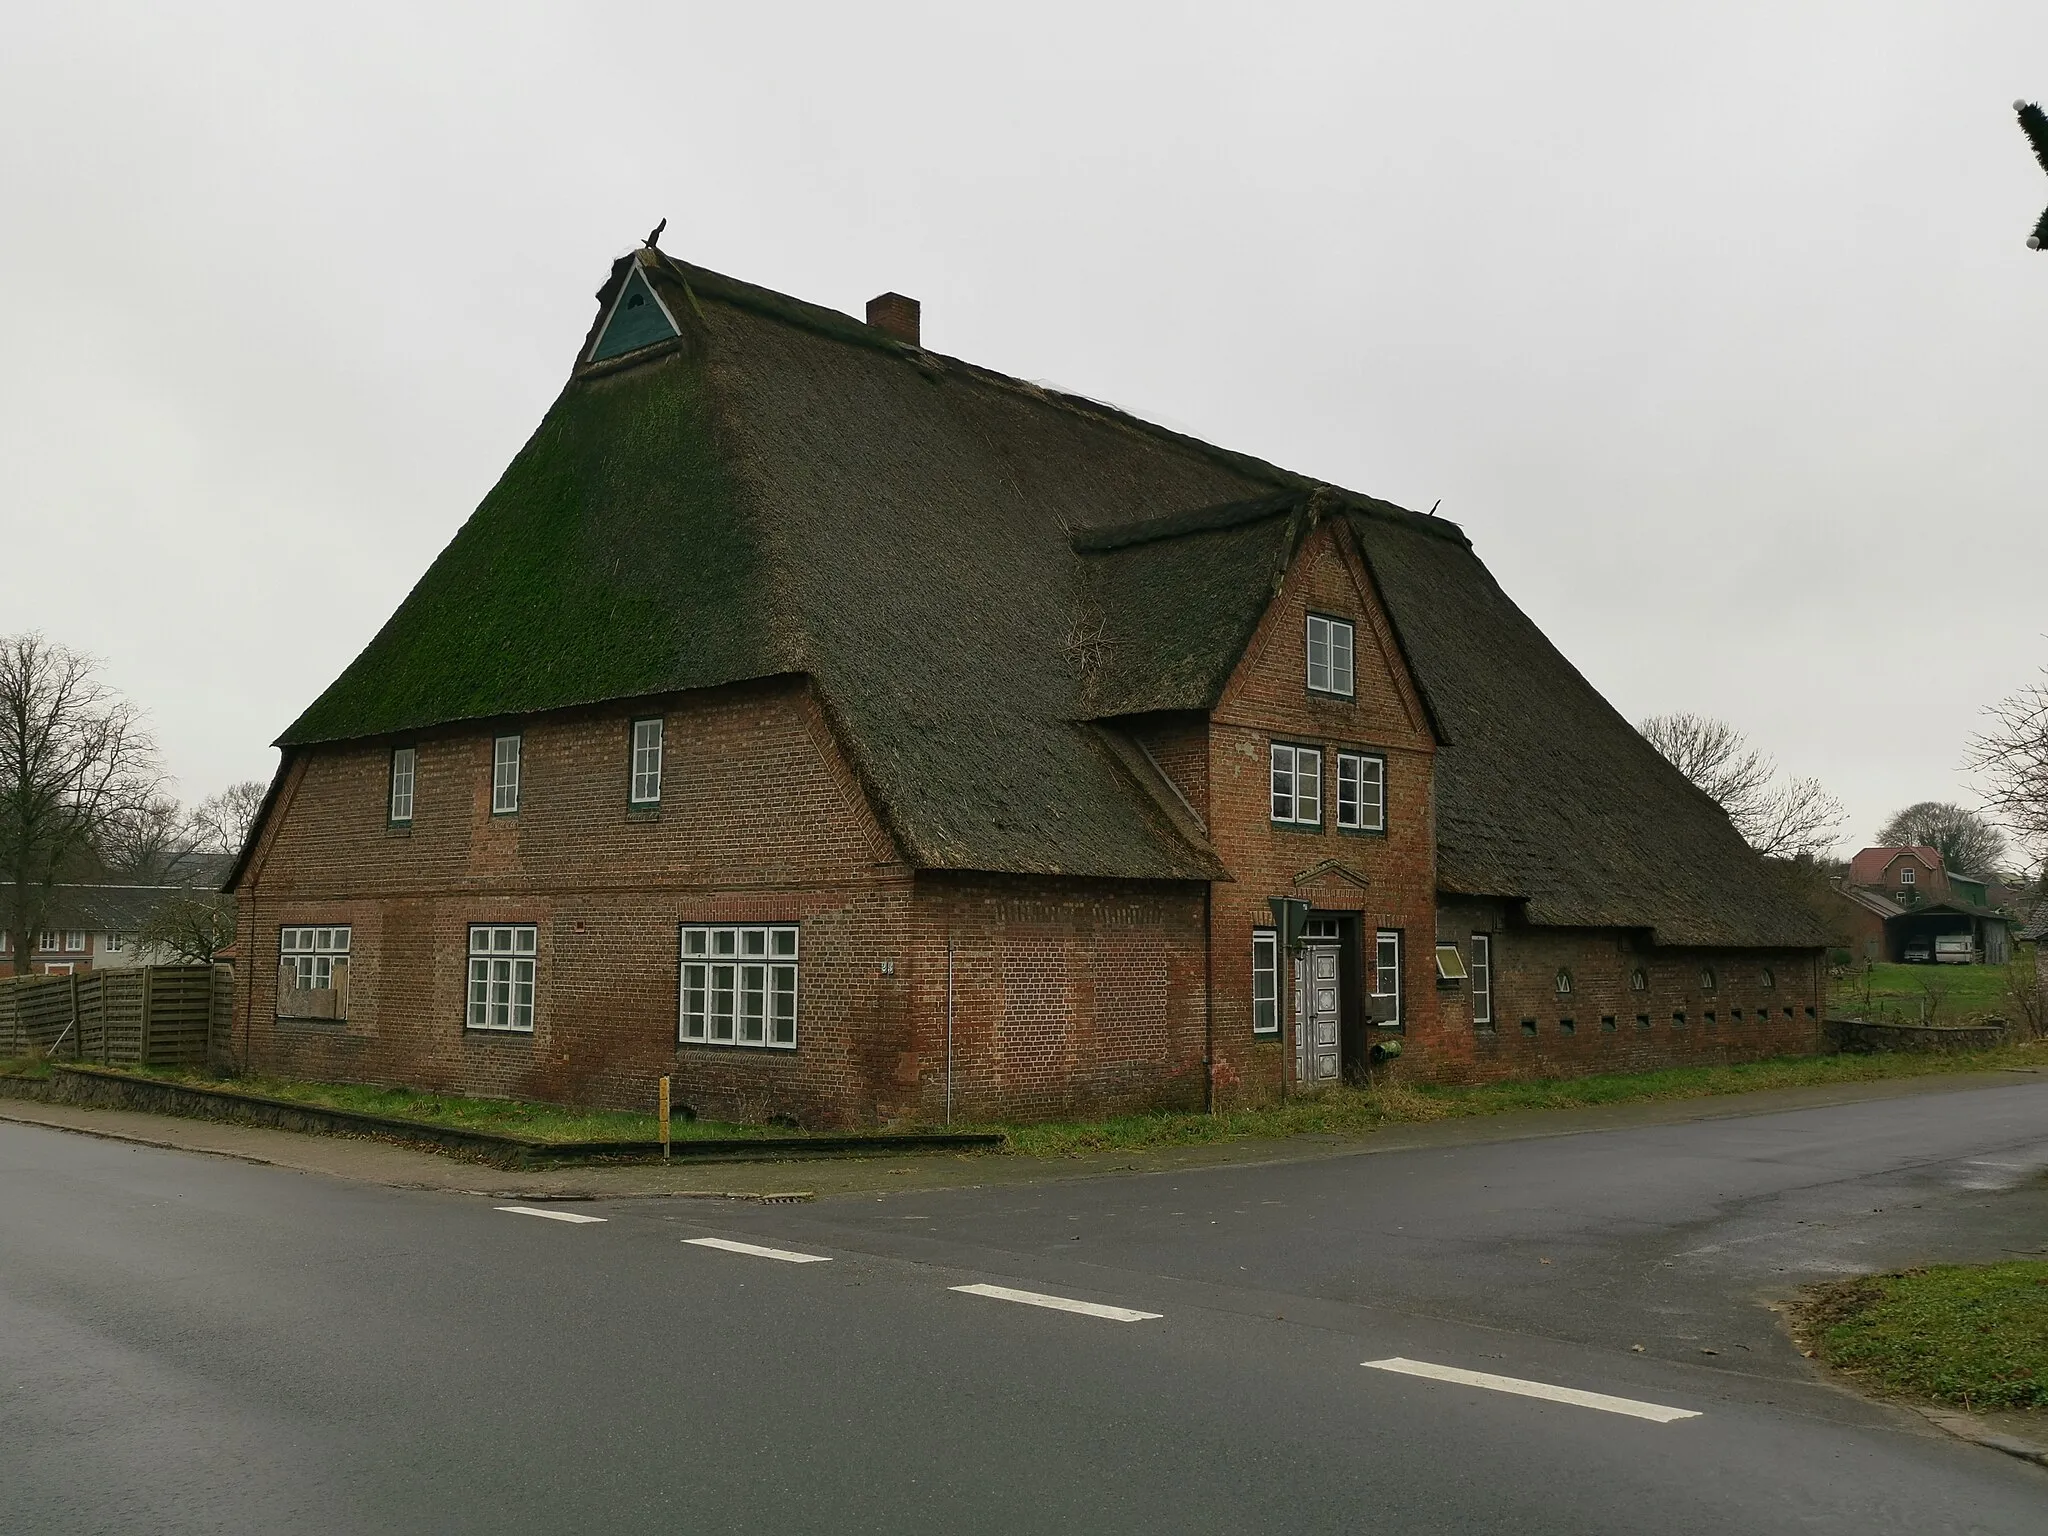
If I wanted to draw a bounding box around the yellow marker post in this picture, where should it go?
[658,1075,672,1161]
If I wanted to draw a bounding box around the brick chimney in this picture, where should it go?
[865,292,920,346]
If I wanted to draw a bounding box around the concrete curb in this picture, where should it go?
[1919,1409,2048,1468]
[0,1066,1003,1165]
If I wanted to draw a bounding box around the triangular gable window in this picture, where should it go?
[589,267,680,362]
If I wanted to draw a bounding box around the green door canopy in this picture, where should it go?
[590,268,680,361]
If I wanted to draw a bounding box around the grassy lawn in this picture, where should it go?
[1831,948,2039,1028]
[1795,1262,2048,1413]
[993,1040,2048,1157]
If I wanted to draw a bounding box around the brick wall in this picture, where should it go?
[906,873,1208,1123]
[1427,895,1825,1081]
[1202,518,1440,1105]
[233,676,921,1126]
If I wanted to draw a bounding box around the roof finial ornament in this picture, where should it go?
[645,217,667,251]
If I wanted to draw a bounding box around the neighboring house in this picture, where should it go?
[1844,846,2012,964]
[226,247,1827,1127]
[1847,845,1950,906]
[0,883,216,977]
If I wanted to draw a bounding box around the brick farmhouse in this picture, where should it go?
[226,248,1827,1126]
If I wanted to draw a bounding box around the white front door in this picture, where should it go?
[1295,943,1342,1085]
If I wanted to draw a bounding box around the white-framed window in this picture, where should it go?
[492,734,522,814]
[1252,928,1280,1035]
[1699,966,1717,992]
[390,747,416,823]
[1555,967,1573,995]
[1630,967,1648,991]
[467,925,537,1032]
[1270,744,1322,825]
[1336,752,1385,831]
[1470,934,1492,1026]
[1307,614,1355,697]
[280,925,352,988]
[278,926,352,1020]
[680,925,799,1049]
[630,717,663,805]
[40,931,86,953]
[105,932,126,954]
[1899,865,1916,886]
[1373,930,1402,1025]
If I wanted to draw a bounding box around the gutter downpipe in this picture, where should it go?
[1203,881,1214,1115]
[944,925,955,1128]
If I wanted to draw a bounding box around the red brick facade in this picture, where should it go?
[234,530,1826,1126]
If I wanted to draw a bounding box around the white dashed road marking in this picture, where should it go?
[496,1206,607,1225]
[950,1283,1162,1322]
[1362,1358,1701,1423]
[685,1237,832,1264]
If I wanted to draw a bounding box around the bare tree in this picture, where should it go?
[1967,672,2048,869]
[1640,712,1846,859]
[134,892,236,965]
[1873,801,2008,878]
[97,793,192,883]
[0,634,161,972]
[187,779,267,858]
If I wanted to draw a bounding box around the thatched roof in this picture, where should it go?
[278,249,1821,946]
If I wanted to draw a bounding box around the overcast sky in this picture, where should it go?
[4,2,2044,861]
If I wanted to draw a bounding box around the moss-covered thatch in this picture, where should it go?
[275,247,1823,945]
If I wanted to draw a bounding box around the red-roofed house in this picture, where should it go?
[1847,846,1949,905]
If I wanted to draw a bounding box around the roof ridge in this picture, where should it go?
[647,250,1463,544]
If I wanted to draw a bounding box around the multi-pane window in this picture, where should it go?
[1555,968,1574,995]
[679,925,799,1049]
[40,931,87,953]
[1373,930,1402,1025]
[467,925,537,1032]
[106,932,127,954]
[390,747,416,823]
[1470,934,1492,1026]
[280,925,351,986]
[492,734,522,814]
[278,926,352,1020]
[1306,614,1355,696]
[1252,928,1279,1035]
[630,718,663,805]
[1336,752,1385,831]
[1270,744,1322,825]
[1899,865,1916,886]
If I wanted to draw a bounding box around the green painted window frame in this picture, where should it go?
[629,717,664,806]
[1305,612,1356,698]
[1269,742,1323,827]
[1252,927,1280,1035]
[1469,934,1492,1027]
[491,734,522,816]
[1336,750,1385,833]
[389,746,416,825]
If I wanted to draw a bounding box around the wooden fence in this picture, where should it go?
[0,965,231,1068]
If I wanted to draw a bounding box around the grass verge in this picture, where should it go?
[131,1068,766,1144]
[992,1041,2048,1157]
[0,1055,51,1080]
[1793,1263,2048,1413]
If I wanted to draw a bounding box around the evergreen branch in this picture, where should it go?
[2021,102,2048,177]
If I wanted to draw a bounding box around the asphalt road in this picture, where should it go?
[5,1081,2047,1534]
